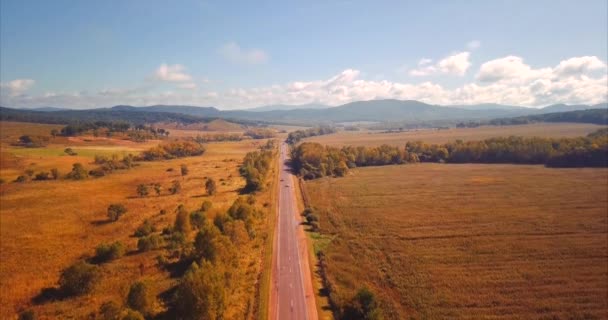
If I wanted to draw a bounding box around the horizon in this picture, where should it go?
[1,0,607,109]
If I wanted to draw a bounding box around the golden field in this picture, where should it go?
[0,121,276,319]
[304,164,608,319]
[306,123,606,146]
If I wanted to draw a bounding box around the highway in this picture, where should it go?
[271,142,315,320]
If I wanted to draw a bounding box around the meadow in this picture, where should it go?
[0,121,276,319]
[306,123,606,146]
[304,164,608,319]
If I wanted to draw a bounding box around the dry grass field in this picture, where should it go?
[0,121,276,319]
[306,123,606,146]
[304,164,608,319]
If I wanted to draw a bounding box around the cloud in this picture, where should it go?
[0,79,35,96]
[177,82,197,90]
[467,40,481,50]
[153,64,193,82]
[410,52,471,77]
[1,55,606,109]
[219,42,269,65]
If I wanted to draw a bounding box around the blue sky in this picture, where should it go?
[1,0,607,109]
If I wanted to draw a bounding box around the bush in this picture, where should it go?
[67,163,88,180]
[64,147,78,156]
[205,178,217,195]
[107,204,127,221]
[59,261,101,296]
[134,220,155,237]
[99,301,121,320]
[127,281,153,316]
[173,261,226,320]
[137,234,164,252]
[50,168,59,180]
[200,200,213,212]
[34,171,51,181]
[14,175,28,183]
[169,180,181,194]
[95,241,125,262]
[342,287,383,320]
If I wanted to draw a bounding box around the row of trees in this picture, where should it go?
[291,129,608,179]
[286,126,337,144]
[239,140,276,192]
[138,141,206,161]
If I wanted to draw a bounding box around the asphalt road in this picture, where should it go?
[274,142,309,320]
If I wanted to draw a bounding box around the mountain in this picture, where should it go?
[247,103,329,112]
[448,103,527,111]
[540,103,599,113]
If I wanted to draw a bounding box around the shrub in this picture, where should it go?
[107,204,127,222]
[342,287,383,320]
[167,231,186,250]
[59,261,101,296]
[137,234,164,252]
[134,220,155,237]
[173,261,226,320]
[99,301,121,320]
[34,171,51,180]
[153,183,162,196]
[67,163,88,180]
[180,164,189,177]
[14,175,28,183]
[64,147,78,156]
[127,281,153,316]
[95,241,125,262]
[205,178,217,195]
[50,168,59,180]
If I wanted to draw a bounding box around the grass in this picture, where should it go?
[306,123,607,146]
[0,121,275,319]
[304,164,608,319]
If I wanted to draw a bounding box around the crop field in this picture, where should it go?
[0,122,276,319]
[306,123,606,146]
[304,164,608,319]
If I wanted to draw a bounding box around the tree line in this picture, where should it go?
[240,140,276,192]
[291,129,608,179]
[286,126,337,144]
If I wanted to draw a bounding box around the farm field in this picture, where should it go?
[0,121,276,319]
[304,164,608,319]
[306,123,606,146]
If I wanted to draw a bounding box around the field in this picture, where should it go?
[0,121,276,319]
[307,123,606,146]
[304,164,608,319]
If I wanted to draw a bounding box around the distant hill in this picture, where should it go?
[2,100,605,126]
[247,103,329,112]
[490,108,608,126]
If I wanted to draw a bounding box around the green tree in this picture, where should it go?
[205,178,217,195]
[107,203,127,222]
[127,281,153,316]
[59,261,101,296]
[95,241,125,262]
[174,204,191,233]
[173,261,226,320]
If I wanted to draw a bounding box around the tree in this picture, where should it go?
[34,171,50,180]
[194,223,221,262]
[205,178,217,196]
[107,203,127,222]
[18,310,35,320]
[59,261,101,296]
[95,241,125,262]
[153,183,162,196]
[173,261,226,320]
[190,211,206,230]
[169,180,181,194]
[342,287,383,320]
[136,184,149,197]
[120,309,144,320]
[200,200,213,212]
[174,204,191,233]
[180,164,189,178]
[137,234,164,252]
[67,163,88,180]
[127,281,153,316]
[99,301,121,320]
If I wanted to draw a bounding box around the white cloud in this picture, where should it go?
[153,63,193,82]
[177,82,197,89]
[1,55,606,109]
[219,42,269,65]
[410,52,471,77]
[467,40,481,50]
[554,56,607,77]
[0,79,35,96]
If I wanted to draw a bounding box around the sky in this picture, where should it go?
[1,0,607,109]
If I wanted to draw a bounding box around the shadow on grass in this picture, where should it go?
[90,219,113,226]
